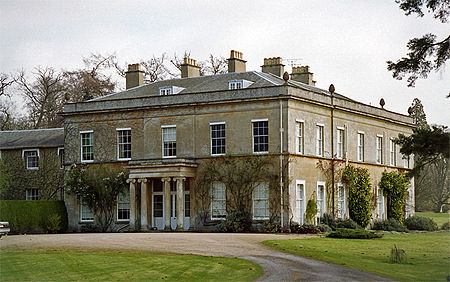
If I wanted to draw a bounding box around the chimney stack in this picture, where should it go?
[290,66,316,86]
[261,57,285,77]
[227,50,246,73]
[181,57,200,78]
[126,63,144,89]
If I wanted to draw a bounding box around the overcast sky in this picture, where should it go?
[1,0,449,125]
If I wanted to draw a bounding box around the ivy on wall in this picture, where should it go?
[342,165,372,228]
[379,170,409,223]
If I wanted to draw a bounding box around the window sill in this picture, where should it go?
[210,217,226,221]
[162,156,177,159]
[115,220,130,224]
[117,158,131,161]
[253,151,269,154]
[81,160,94,163]
[26,168,39,170]
[211,154,226,157]
[79,220,94,224]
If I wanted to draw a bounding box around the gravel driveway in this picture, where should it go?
[0,233,391,281]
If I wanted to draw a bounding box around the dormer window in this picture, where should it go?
[228,79,253,90]
[159,86,185,96]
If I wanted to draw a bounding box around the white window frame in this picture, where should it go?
[161,125,176,158]
[402,154,410,169]
[252,118,269,154]
[80,198,94,222]
[159,87,172,95]
[210,122,226,156]
[80,130,94,163]
[117,190,130,222]
[390,138,396,166]
[228,80,243,90]
[377,186,384,220]
[26,188,38,200]
[57,147,64,169]
[316,181,326,217]
[211,182,226,220]
[252,182,270,220]
[295,180,306,224]
[336,127,344,159]
[316,124,324,157]
[116,128,132,161]
[357,131,364,162]
[22,149,40,170]
[337,183,346,219]
[296,120,304,154]
[376,135,383,164]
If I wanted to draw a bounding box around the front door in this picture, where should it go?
[152,180,165,230]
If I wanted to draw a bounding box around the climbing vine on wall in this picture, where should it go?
[379,170,409,223]
[342,165,372,228]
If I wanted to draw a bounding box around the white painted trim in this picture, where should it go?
[295,118,305,123]
[161,126,177,158]
[316,181,326,217]
[117,129,132,161]
[316,123,325,127]
[161,124,176,128]
[357,130,365,134]
[252,182,270,220]
[209,121,225,125]
[376,134,384,137]
[295,180,306,224]
[57,147,64,169]
[57,147,64,156]
[210,122,226,156]
[211,183,226,220]
[22,149,40,170]
[79,197,94,223]
[252,119,269,154]
[337,183,346,219]
[251,118,268,122]
[336,126,345,130]
[80,131,94,163]
[116,127,131,131]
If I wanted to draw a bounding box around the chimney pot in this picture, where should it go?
[228,50,246,73]
[126,63,144,89]
[261,57,285,77]
[181,57,200,78]
[290,65,316,86]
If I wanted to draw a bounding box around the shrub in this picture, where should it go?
[327,228,383,239]
[298,223,320,234]
[379,171,409,223]
[320,214,360,230]
[46,214,61,233]
[441,221,450,230]
[317,223,332,233]
[336,218,360,229]
[216,210,252,232]
[372,219,409,232]
[305,199,318,224]
[390,244,407,264]
[260,215,281,233]
[0,200,68,234]
[80,224,101,233]
[404,216,438,231]
[290,221,300,233]
[342,165,372,228]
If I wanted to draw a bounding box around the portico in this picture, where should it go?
[126,159,197,231]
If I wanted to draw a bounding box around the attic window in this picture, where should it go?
[159,86,185,96]
[228,79,253,90]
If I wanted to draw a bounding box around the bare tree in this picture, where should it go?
[14,67,65,129]
[63,53,117,102]
[1,73,14,97]
[200,54,228,75]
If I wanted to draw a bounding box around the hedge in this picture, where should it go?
[0,200,68,234]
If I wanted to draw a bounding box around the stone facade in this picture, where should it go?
[62,52,415,232]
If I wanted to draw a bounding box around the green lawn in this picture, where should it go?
[416,212,450,227]
[0,250,262,281]
[263,232,449,281]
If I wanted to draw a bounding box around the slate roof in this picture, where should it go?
[0,128,64,150]
[91,71,352,102]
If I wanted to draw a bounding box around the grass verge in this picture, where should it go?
[0,250,262,281]
[263,232,449,281]
[416,212,449,227]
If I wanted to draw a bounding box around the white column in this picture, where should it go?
[161,177,172,230]
[138,178,149,230]
[175,177,186,230]
[126,178,137,231]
